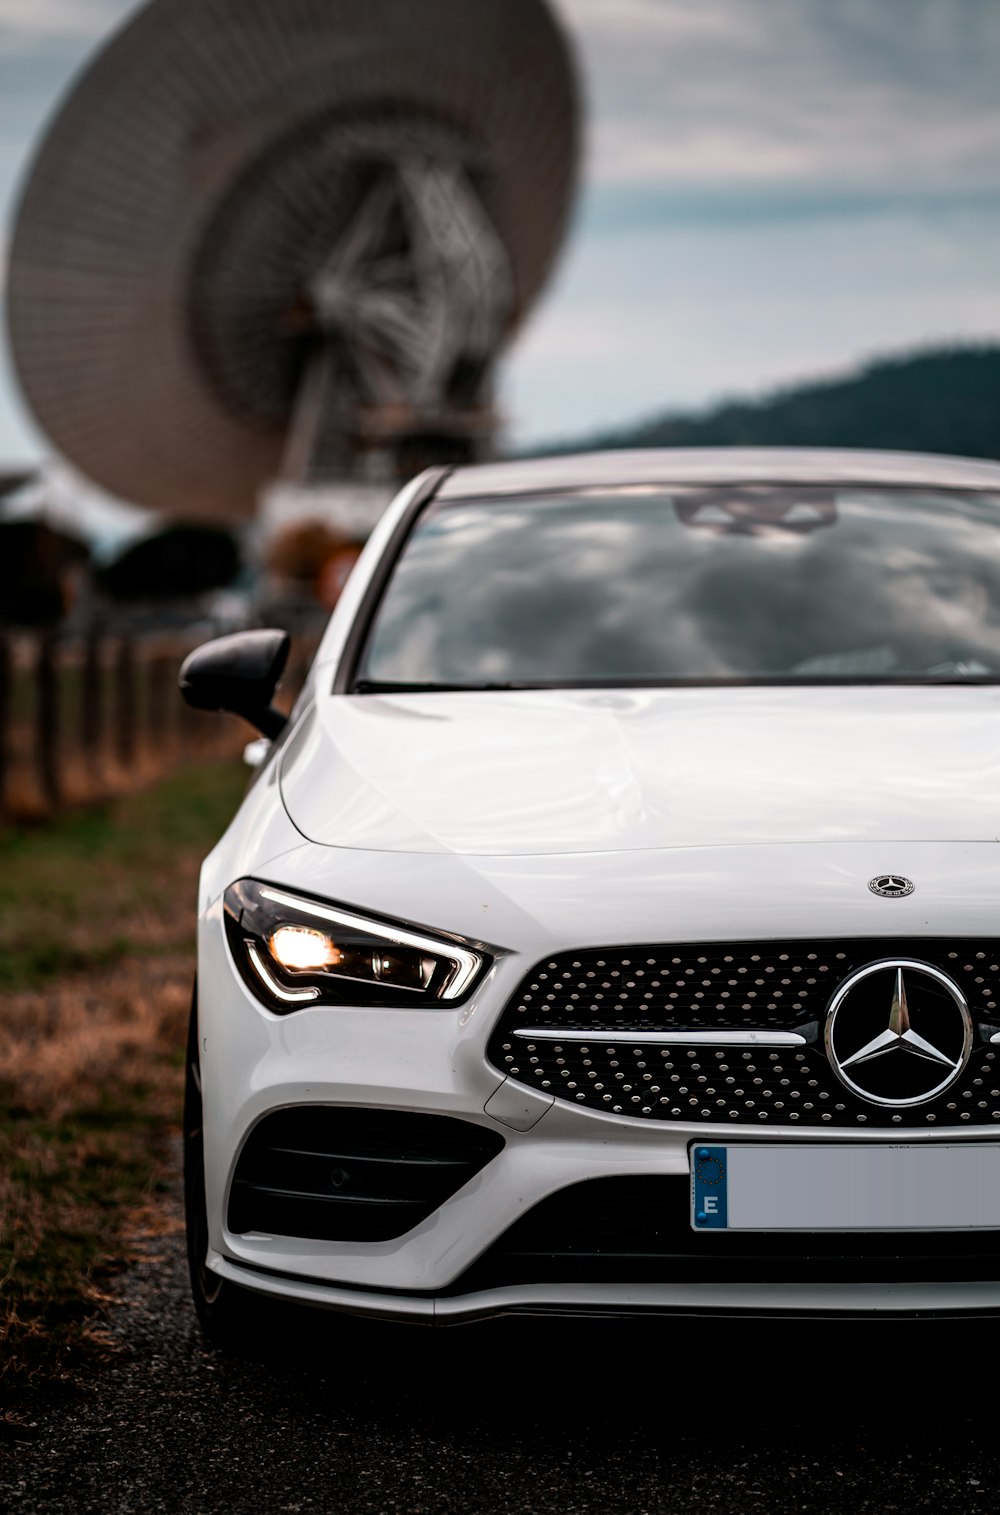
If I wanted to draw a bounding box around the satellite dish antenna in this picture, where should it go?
[6,0,579,523]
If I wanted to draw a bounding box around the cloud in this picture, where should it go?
[558,0,1000,200]
[0,0,124,40]
[562,0,756,45]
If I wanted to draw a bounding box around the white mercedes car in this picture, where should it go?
[180,447,1000,1339]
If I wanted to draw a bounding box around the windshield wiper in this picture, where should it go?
[922,660,996,681]
[352,679,541,694]
[353,673,1000,693]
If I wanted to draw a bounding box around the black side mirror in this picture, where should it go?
[179,630,291,740]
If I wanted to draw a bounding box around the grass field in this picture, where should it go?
[0,759,248,1412]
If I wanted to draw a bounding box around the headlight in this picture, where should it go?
[223,879,490,1013]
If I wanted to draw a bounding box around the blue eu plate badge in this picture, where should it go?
[691,1145,728,1229]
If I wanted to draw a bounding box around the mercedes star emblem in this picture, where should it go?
[869,874,915,898]
[825,959,971,1107]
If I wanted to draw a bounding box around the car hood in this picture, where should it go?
[278,686,1000,856]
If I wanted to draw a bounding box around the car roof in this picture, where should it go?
[439,447,1000,499]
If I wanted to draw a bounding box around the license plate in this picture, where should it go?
[690,1142,1000,1231]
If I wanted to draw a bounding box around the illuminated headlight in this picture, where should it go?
[223,879,490,1013]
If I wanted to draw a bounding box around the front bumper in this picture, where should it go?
[197,835,1000,1321]
[210,1264,1000,1321]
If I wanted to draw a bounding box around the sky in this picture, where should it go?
[1,0,999,468]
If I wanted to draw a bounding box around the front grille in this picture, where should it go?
[452,1176,1000,1292]
[228,1108,504,1242]
[486,939,1000,1128]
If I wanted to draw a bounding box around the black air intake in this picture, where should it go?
[452,1176,1000,1292]
[228,1107,504,1243]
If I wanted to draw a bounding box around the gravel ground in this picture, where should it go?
[4,1164,1000,1514]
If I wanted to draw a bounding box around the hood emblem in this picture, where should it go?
[825,960,972,1107]
[869,874,914,898]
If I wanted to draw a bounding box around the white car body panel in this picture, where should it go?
[279,685,1000,855]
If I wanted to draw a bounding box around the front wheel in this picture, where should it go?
[183,987,255,1349]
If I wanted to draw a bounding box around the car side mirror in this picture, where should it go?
[179,629,291,740]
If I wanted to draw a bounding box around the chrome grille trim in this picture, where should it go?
[512,1028,808,1047]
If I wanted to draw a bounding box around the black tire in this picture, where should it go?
[183,985,256,1349]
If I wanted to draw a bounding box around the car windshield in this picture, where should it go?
[357,485,1000,687]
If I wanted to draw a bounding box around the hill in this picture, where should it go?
[534,345,1000,461]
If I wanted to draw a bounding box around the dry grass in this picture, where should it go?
[0,959,192,1400]
[0,759,248,1414]
[0,957,192,1120]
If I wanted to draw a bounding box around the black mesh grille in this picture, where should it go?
[228,1108,504,1242]
[486,939,1000,1128]
[452,1176,1000,1292]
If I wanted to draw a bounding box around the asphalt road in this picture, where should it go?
[4,1167,1000,1514]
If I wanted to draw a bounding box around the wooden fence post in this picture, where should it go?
[37,632,61,812]
[0,634,10,819]
[148,650,176,767]
[179,641,210,757]
[81,632,104,789]
[115,635,137,772]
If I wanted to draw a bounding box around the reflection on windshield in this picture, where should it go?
[359,487,1000,687]
[673,486,839,534]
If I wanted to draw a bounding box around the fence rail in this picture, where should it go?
[0,629,319,824]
